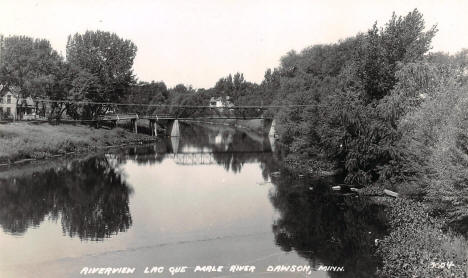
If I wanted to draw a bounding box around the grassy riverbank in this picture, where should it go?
[0,122,155,164]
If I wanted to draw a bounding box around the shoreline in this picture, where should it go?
[339,184,468,277]
[0,122,158,166]
[0,139,158,168]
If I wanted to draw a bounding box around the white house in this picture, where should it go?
[209,96,234,111]
[0,86,18,120]
[0,85,37,120]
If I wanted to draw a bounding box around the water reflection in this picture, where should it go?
[0,156,132,240]
[116,123,279,176]
[269,170,388,277]
[0,123,278,241]
[0,123,388,278]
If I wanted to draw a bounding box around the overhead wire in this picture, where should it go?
[33,98,326,109]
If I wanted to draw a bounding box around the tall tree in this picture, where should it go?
[0,35,63,118]
[66,30,137,118]
[355,9,437,102]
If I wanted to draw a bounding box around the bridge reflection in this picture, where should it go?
[115,123,278,172]
[171,151,271,165]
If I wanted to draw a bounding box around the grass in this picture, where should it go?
[0,122,155,163]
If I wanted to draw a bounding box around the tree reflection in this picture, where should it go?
[269,170,388,277]
[0,156,132,241]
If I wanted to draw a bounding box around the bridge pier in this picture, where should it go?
[171,120,180,137]
[269,136,276,152]
[131,119,138,133]
[112,120,118,128]
[170,136,180,154]
[166,119,180,137]
[149,119,157,136]
[263,119,276,137]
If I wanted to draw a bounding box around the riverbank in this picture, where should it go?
[0,122,156,165]
[356,187,468,277]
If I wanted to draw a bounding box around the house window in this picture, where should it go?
[6,107,11,114]
[7,95,11,104]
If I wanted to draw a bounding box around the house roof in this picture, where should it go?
[0,85,21,97]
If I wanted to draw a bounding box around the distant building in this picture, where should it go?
[0,85,37,120]
[209,96,234,111]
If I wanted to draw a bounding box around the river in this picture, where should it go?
[0,123,388,278]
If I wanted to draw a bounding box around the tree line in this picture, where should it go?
[0,31,275,120]
[266,9,468,223]
[0,31,137,120]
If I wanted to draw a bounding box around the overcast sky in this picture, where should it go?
[1,0,467,88]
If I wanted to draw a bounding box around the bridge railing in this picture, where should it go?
[98,113,139,121]
[99,106,269,120]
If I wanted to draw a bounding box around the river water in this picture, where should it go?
[0,123,388,278]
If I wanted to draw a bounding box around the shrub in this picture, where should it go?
[377,198,468,278]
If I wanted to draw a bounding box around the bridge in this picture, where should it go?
[173,151,271,165]
[117,148,274,166]
[97,106,276,137]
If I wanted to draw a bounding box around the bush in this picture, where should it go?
[377,198,468,278]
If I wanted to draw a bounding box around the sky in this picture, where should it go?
[1,0,467,88]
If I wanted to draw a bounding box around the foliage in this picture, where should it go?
[0,34,114,120]
[66,30,137,118]
[0,35,63,98]
[390,62,468,218]
[0,35,65,119]
[356,10,437,102]
[121,81,169,115]
[272,9,438,186]
[377,198,467,278]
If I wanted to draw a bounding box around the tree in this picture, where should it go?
[0,35,63,118]
[66,30,137,118]
[122,81,169,115]
[334,9,437,184]
[355,9,437,102]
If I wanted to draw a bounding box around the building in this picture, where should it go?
[209,96,234,110]
[0,85,19,120]
[0,85,37,120]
